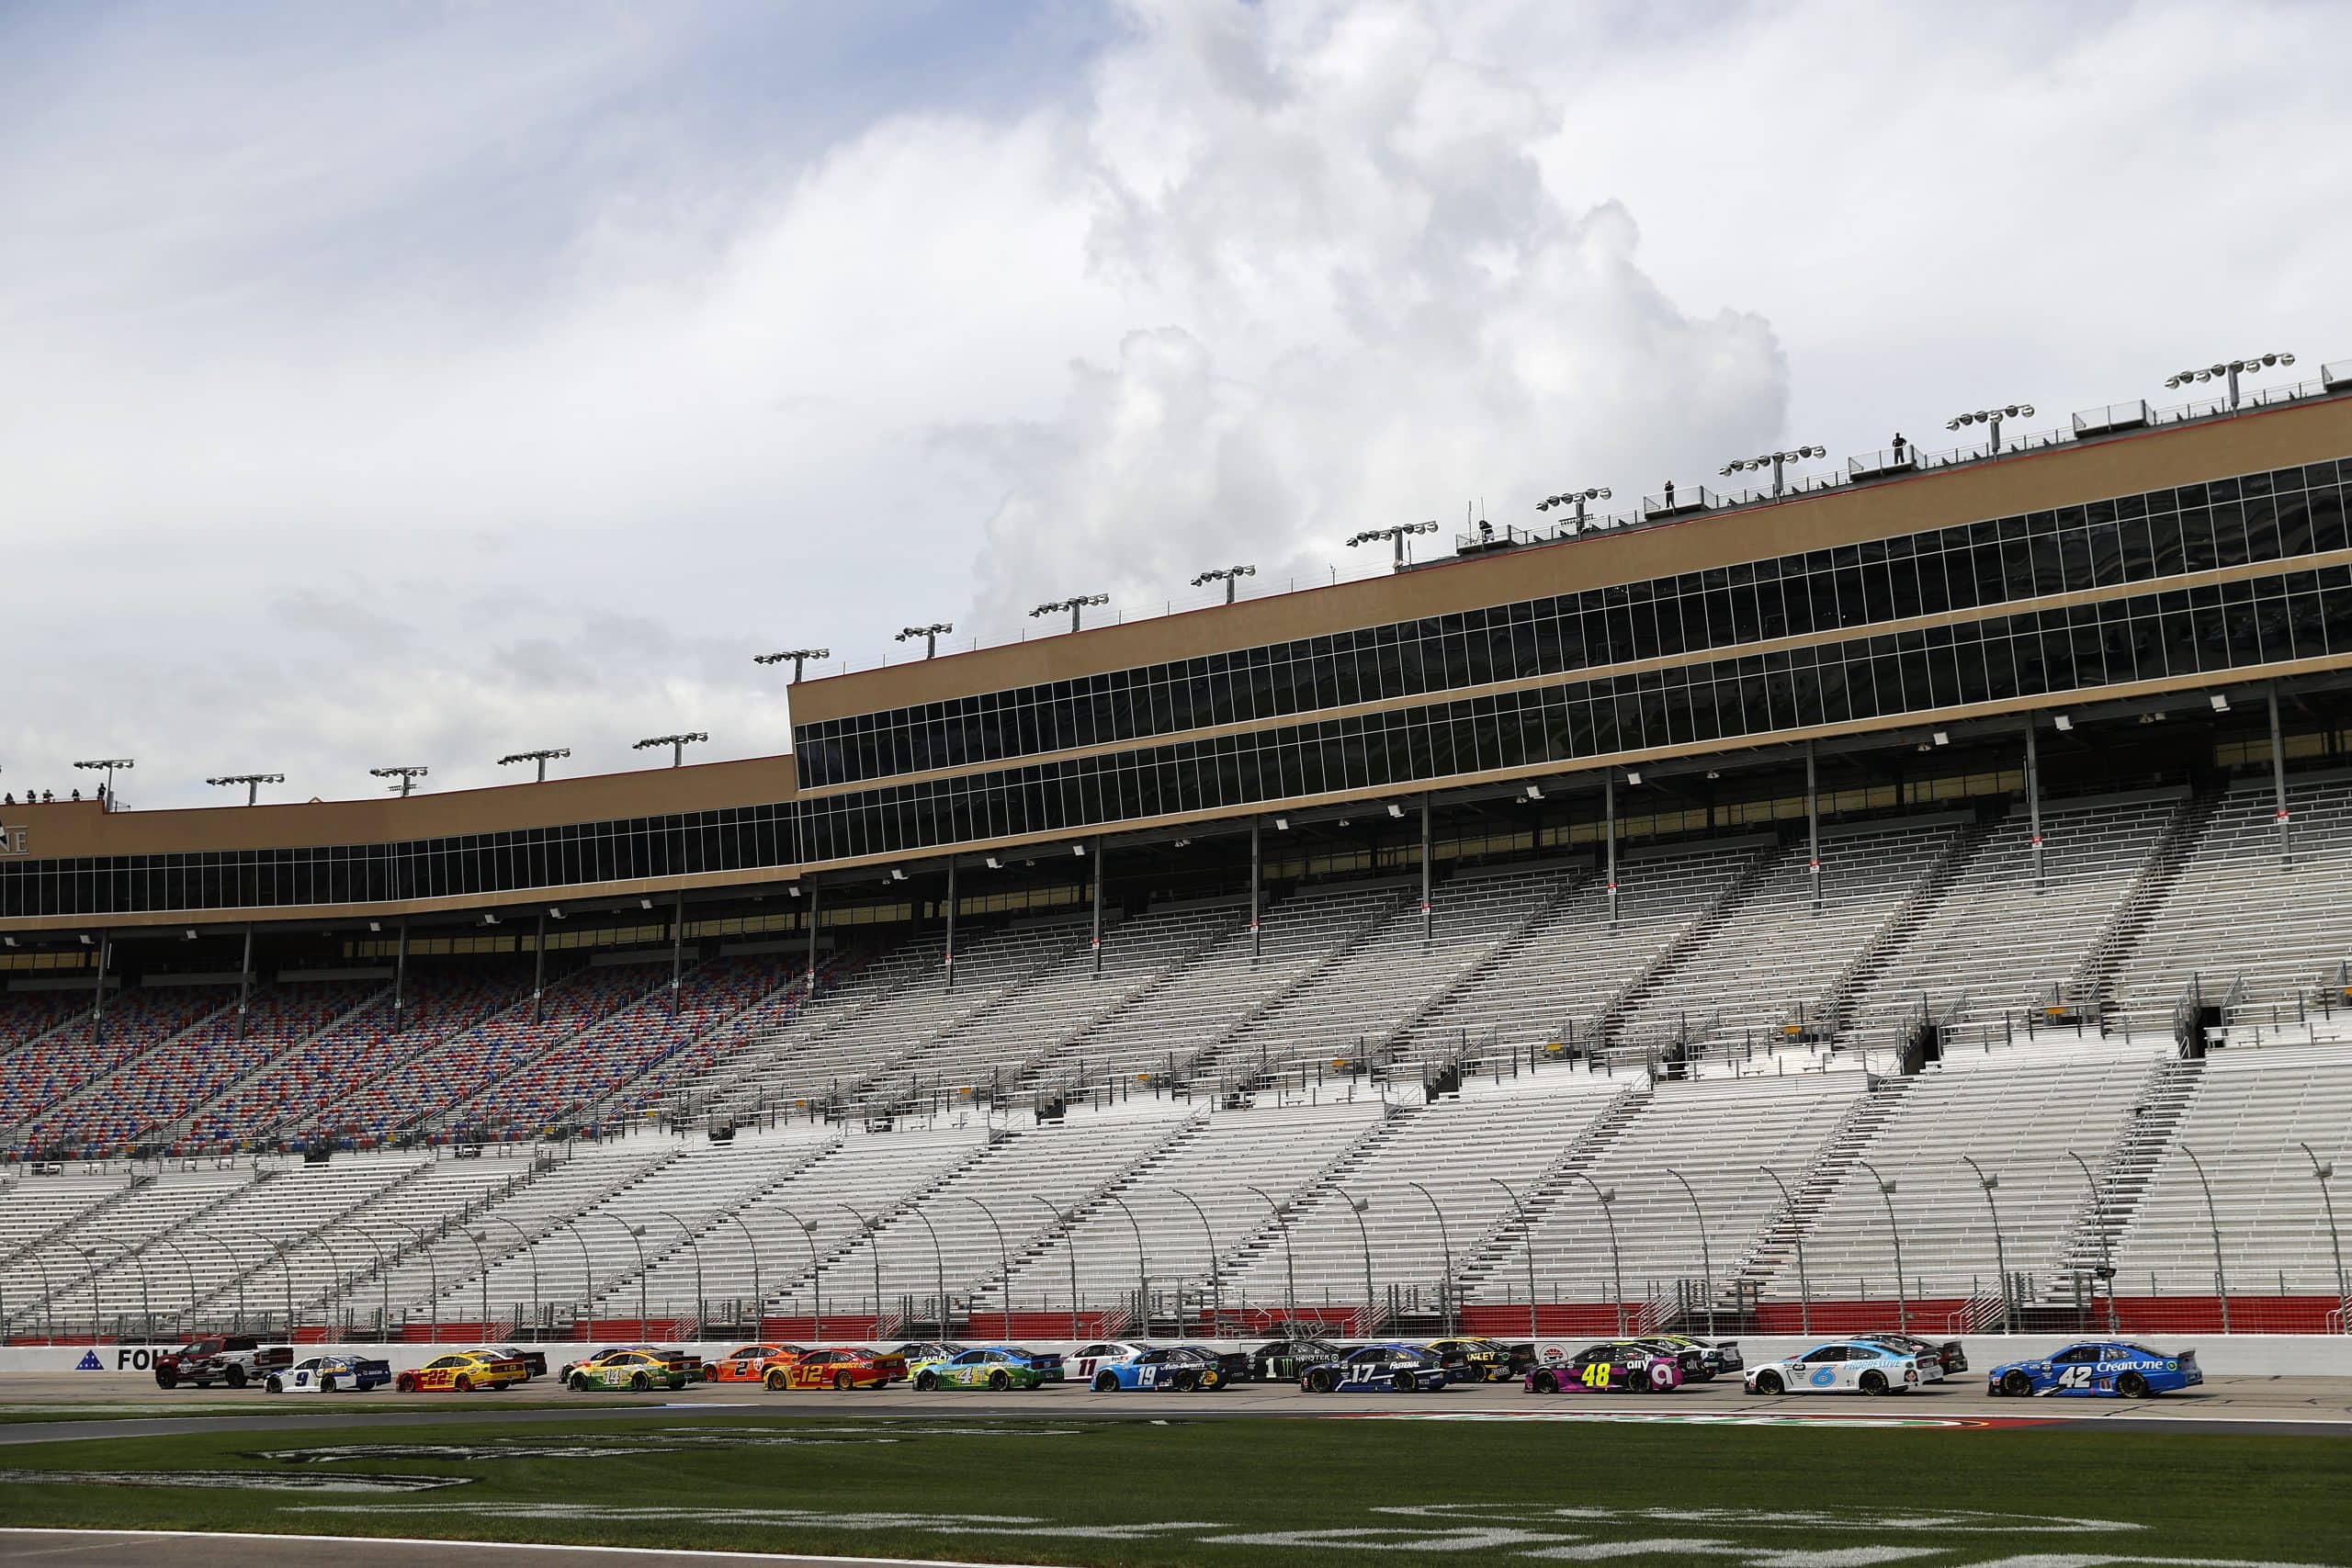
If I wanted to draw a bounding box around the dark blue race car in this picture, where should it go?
[1299,1343,1450,1394]
[1987,1341,2201,1398]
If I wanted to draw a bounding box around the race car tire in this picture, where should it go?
[1391,1371,1416,1393]
[766,1369,788,1391]
[569,1373,592,1393]
[1752,1371,1783,1395]
[915,1371,938,1392]
[1173,1369,1199,1392]
[1306,1369,1335,1393]
[1093,1371,1119,1393]
[1631,1367,1655,1393]
[455,1375,474,1393]
[1859,1370,1888,1395]
[1531,1370,1558,1393]
[833,1371,853,1392]
[225,1366,247,1390]
[988,1371,1011,1392]
[320,1375,338,1394]
[266,1377,284,1393]
[2118,1371,2150,1398]
[154,1366,178,1389]
[397,1373,420,1393]
[629,1372,651,1393]
[2000,1371,2033,1397]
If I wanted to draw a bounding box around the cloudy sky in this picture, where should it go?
[5,0,2347,808]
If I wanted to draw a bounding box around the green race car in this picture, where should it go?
[908,1344,1064,1391]
[562,1348,692,1392]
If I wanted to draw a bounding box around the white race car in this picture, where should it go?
[1064,1340,1154,1383]
[264,1353,391,1393]
[1744,1340,1935,1396]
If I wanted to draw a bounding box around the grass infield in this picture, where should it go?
[0,1411,2346,1566]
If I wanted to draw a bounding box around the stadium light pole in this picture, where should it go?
[69,1246,109,1345]
[206,772,285,807]
[1959,1156,2011,1332]
[149,1237,200,1339]
[1170,1188,1220,1336]
[896,623,954,660]
[633,732,708,770]
[899,1207,948,1341]
[1244,1184,1301,1336]
[190,1229,246,1335]
[840,1203,885,1333]
[1946,403,2034,456]
[472,1216,537,1339]
[1031,593,1109,635]
[768,1205,821,1339]
[1486,1178,1540,1339]
[350,1231,393,1342]
[2177,1146,2230,1334]
[2297,1142,2348,1313]
[652,1210,704,1331]
[370,765,429,797]
[963,1198,1012,1337]
[80,1238,150,1346]
[1100,1193,1149,1337]
[753,648,831,682]
[1569,1174,1625,1336]
[1347,521,1438,571]
[1535,487,1611,533]
[1719,446,1825,500]
[498,749,570,784]
[73,757,133,810]
[1854,1158,1907,1335]
[1405,1180,1454,1337]
[1032,1197,1081,1340]
[1663,1167,1715,1337]
[554,1221,593,1339]
[1191,565,1256,604]
[2064,1150,2119,1335]
[616,1222,652,1339]
[24,1252,58,1343]
[386,1219,438,1344]
[716,1211,765,1337]
[2166,352,2294,411]
[447,1229,490,1336]
[1340,1190,1377,1338]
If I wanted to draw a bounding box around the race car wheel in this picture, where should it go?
[1752,1371,1783,1395]
[1859,1370,1888,1395]
[1093,1371,1119,1393]
[455,1375,474,1393]
[320,1375,338,1394]
[2000,1370,2033,1397]
[1391,1370,1416,1393]
[569,1373,592,1393]
[1306,1369,1335,1393]
[766,1369,788,1391]
[833,1371,853,1391]
[154,1366,178,1389]
[1631,1367,1655,1393]
[397,1373,419,1393]
[1532,1370,1558,1393]
[988,1370,1011,1392]
[225,1366,246,1390]
[1173,1370,1199,1392]
[2118,1371,2150,1398]
[914,1371,938,1392]
[629,1372,651,1392]
[265,1377,284,1393]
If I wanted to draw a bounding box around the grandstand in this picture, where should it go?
[6,364,2352,1345]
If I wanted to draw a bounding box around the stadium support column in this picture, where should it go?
[943,860,957,994]
[1091,838,1104,978]
[392,919,409,1028]
[1249,819,1262,963]
[236,924,254,1039]
[90,931,110,1053]
[805,882,820,991]
[1805,742,1821,912]
[2268,683,2293,866]
[530,913,546,1025]
[670,892,686,1016]
[1419,795,1433,947]
[2026,719,2045,893]
[1603,776,1619,928]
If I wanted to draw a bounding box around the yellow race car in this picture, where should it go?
[392,1348,529,1393]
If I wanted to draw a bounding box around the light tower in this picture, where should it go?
[1030,593,1110,634]
[1947,403,2034,455]
[2166,353,2295,411]
[896,623,954,660]
[1719,446,1825,499]
[206,773,286,807]
[1535,487,1611,533]
[497,749,570,784]
[753,649,831,682]
[1346,521,1438,570]
[369,765,430,798]
[73,758,134,810]
[633,732,708,769]
[1190,565,1256,604]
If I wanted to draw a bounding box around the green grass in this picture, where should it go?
[0,1411,2345,1566]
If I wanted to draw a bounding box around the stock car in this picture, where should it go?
[1986,1341,2202,1399]
[561,1348,693,1392]
[1856,1332,1966,1377]
[1089,1345,1229,1392]
[264,1353,391,1393]
[1743,1340,1935,1396]
[909,1345,1064,1391]
[1066,1341,1156,1383]
[1635,1335,1744,1381]
[1527,1342,1682,1394]
[706,1343,810,1383]
[1250,1337,1348,1382]
[887,1341,966,1371]
[1427,1337,1532,1382]
[1299,1343,1452,1394]
[392,1349,530,1393]
[764,1347,905,1390]
[486,1345,549,1380]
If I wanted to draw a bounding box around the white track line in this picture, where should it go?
[0,1529,1060,1567]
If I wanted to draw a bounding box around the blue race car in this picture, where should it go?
[1987,1341,2201,1398]
[1299,1343,1450,1393]
[1088,1345,1227,1392]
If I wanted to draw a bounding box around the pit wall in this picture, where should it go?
[2,1335,2347,1379]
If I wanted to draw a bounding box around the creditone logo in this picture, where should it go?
[0,821,24,857]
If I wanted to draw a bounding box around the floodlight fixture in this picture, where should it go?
[1385,802,1405,818]
[2165,353,2294,409]
[896,622,954,659]
[1718,446,1826,498]
[1536,487,1611,532]
[2210,693,2232,714]
[1030,593,1111,634]
[369,765,429,798]
[498,748,571,784]
[206,773,285,806]
[73,757,134,809]
[1624,770,1643,785]
[1346,520,1439,570]
[1191,564,1257,604]
[1945,403,2035,454]
[633,732,709,769]
[2052,714,2074,733]
[753,648,831,682]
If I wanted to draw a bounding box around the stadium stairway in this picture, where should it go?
[677,944,940,1124]
[1813,818,1993,1045]
[747,1129,1000,1330]
[1373,862,1591,1075]
[1586,838,1779,1050]
[1729,1076,1912,1309]
[2050,1053,2206,1301]
[2,1163,262,1331]
[571,958,840,1130]
[2065,790,2220,1029]
[1447,1080,1645,1313]
[291,1146,555,1322]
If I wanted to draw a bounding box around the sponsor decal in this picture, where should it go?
[74,1350,104,1371]
[0,1469,468,1494]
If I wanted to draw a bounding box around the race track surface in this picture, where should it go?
[0,1529,1003,1568]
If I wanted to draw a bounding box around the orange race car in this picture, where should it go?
[704,1343,811,1384]
[765,1347,907,1391]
